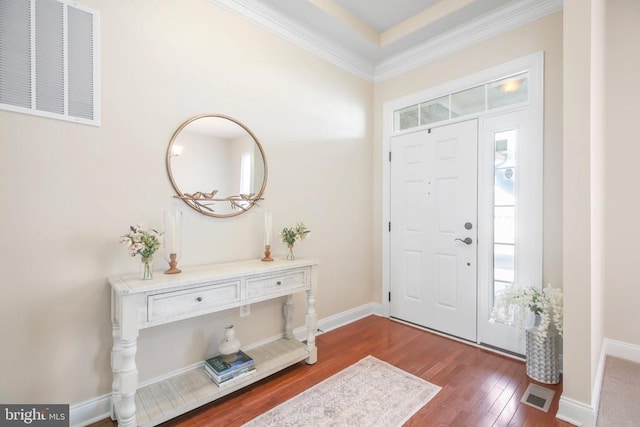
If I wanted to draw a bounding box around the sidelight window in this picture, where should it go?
[492,130,517,310]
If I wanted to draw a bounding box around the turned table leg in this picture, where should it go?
[112,294,140,426]
[305,265,318,364]
[118,338,138,427]
[283,295,294,339]
[110,324,122,421]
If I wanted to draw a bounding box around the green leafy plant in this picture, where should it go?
[280,222,310,247]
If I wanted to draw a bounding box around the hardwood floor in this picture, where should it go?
[94,316,573,426]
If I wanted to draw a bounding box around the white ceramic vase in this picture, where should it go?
[219,325,241,361]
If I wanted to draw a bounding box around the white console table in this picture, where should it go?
[108,258,318,427]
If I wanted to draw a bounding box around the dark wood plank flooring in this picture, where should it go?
[93,316,572,426]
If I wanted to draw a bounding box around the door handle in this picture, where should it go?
[455,237,473,245]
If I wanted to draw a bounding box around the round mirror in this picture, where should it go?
[166,114,267,218]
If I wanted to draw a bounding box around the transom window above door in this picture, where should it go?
[393,72,529,132]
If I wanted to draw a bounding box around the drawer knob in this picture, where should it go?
[196,297,203,302]
[276,281,282,286]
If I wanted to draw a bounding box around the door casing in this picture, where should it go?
[381,52,544,352]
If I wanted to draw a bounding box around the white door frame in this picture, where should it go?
[382,52,544,347]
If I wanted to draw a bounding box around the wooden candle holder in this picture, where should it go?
[164,253,182,274]
[261,245,273,262]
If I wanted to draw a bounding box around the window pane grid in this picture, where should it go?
[419,95,449,126]
[393,72,529,132]
[488,72,529,110]
[492,127,517,310]
[451,85,485,118]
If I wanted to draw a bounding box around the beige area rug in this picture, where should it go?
[242,355,441,427]
[596,356,640,427]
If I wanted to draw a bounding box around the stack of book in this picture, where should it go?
[204,350,255,386]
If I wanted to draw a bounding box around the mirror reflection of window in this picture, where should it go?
[240,152,251,195]
[238,152,251,209]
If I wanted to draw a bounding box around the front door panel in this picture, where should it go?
[390,120,478,341]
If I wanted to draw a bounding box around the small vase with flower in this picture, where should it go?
[120,225,162,280]
[280,222,310,260]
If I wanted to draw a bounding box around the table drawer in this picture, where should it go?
[147,280,241,322]
[246,269,308,299]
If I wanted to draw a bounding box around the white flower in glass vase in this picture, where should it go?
[280,222,310,260]
[490,283,563,343]
[120,225,163,280]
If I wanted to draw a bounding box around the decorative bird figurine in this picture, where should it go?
[203,190,218,199]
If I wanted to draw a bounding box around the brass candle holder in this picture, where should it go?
[164,253,182,274]
[261,245,273,262]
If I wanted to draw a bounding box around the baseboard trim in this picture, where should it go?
[557,396,596,427]
[604,338,640,363]
[556,337,640,427]
[591,342,607,421]
[293,302,382,340]
[69,394,112,427]
[555,345,602,427]
[70,303,381,426]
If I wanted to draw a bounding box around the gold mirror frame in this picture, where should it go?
[166,114,268,218]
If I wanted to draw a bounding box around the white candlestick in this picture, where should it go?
[164,211,183,274]
[264,212,272,246]
[170,216,177,253]
[164,210,181,255]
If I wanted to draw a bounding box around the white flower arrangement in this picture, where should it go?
[119,225,162,259]
[490,283,563,342]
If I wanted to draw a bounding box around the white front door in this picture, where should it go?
[389,120,478,341]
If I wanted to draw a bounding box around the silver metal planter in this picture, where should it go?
[525,324,561,384]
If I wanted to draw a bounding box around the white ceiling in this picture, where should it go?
[333,0,442,32]
[211,0,562,82]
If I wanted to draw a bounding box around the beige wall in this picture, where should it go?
[7,0,637,414]
[605,0,640,346]
[372,12,564,301]
[0,0,373,403]
[591,0,606,405]
[561,0,606,407]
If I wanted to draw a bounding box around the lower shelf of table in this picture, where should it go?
[126,338,310,426]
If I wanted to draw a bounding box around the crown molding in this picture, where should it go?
[210,0,376,81]
[374,0,563,82]
[209,0,563,83]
